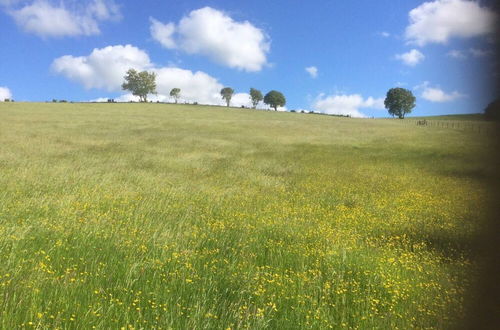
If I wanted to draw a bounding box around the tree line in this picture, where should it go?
[122,68,500,120]
[122,68,286,111]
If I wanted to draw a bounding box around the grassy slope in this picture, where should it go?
[0,102,494,328]
[407,113,486,121]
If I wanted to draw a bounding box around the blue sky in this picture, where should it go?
[0,0,498,117]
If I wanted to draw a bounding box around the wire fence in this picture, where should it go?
[389,119,498,135]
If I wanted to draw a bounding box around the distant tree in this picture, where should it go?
[249,88,263,108]
[264,90,286,111]
[220,87,234,107]
[121,68,157,102]
[170,88,181,103]
[484,98,500,121]
[384,88,416,119]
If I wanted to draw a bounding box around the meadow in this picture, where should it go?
[0,102,496,329]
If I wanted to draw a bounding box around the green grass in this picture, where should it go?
[407,113,486,121]
[0,102,494,328]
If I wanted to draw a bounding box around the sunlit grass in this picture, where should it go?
[0,102,494,328]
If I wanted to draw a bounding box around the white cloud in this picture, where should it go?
[89,97,109,102]
[52,44,244,106]
[446,48,494,59]
[0,87,13,101]
[149,18,176,49]
[305,66,318,78]
[154,67,223,105]
[230,93,253,108]
[447,49,467,59]
[312,94,384,118]
[52,45,152,91]
[416,81,466,102]
[395,49,425,66]
[7,0,121,38]
[405,0,497,46]
[87,0,120,21]
[469,47,494,57]
[363,96,385,109]
[379,31,391,37]
[150,7,270,71]
[422,88,465,102]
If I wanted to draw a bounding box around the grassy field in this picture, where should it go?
[407,113,486,121]
[0,102,496,328]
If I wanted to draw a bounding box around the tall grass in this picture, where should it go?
[0,102,494,328]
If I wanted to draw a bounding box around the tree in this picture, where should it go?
[249,88,263,108]
[121,68,157,102]
[220,87,234,107]
[170,88,181,103]
[484,98,500,121]
[264,90,286,111]
[384,88,416,119]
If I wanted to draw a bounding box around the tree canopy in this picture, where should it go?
[220,87,234,107]
[484,98,500,121]
[121,69,157,102]
[170,88,181,103]
[249,88,263,109]
[384,88,416,119]
[264,90,286,111]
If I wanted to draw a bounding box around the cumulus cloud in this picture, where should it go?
[422,88,465,102]
[6,0,121,38]
[150,7,270,71]
[0,86,13,101]
[379,31,391,38]
[52,45,152,91]
[416,81,466,102]
[154,67,223,105]
[149,18,176,49]
[405,0,497,46]
[230,93,253,108]
[363,96,385,109]
[313,94,385,118]
[305,66,318,78]
[395,49,425,66]
[52,44,243,105]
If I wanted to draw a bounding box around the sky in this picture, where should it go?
[0,0,498,117]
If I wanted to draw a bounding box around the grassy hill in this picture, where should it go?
[0,102,495,328]
[407,113,486,121]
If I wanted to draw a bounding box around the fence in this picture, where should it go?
[389,118,498,135]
